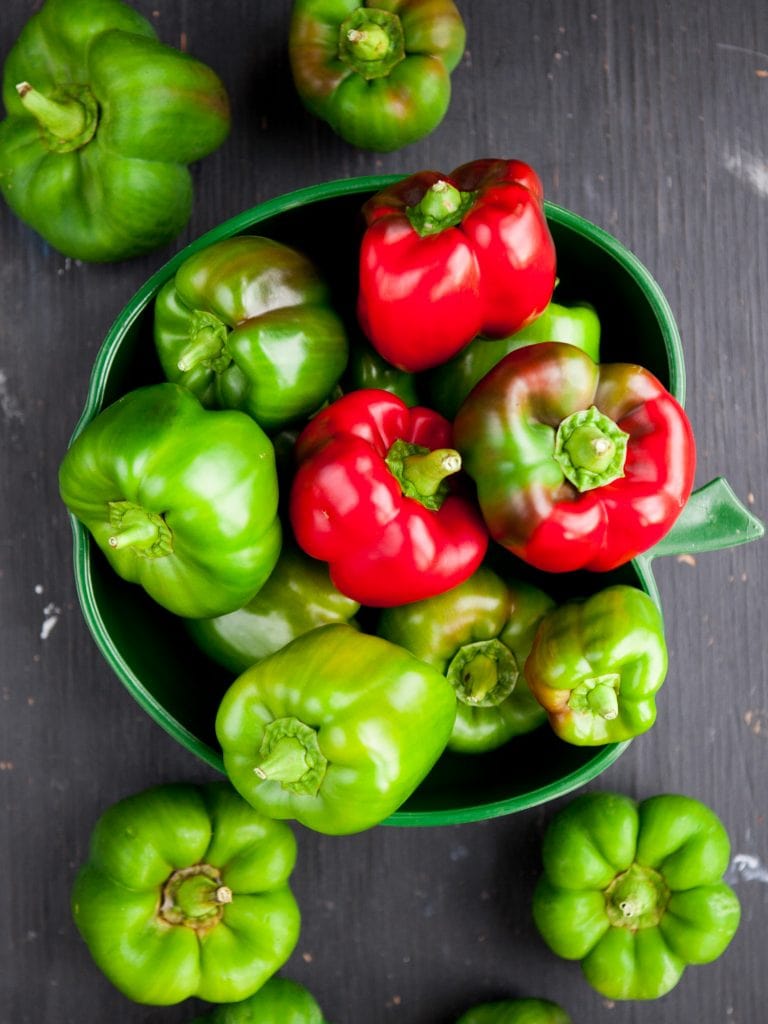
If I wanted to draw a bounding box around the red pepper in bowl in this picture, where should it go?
[453,342,696,572]
[357,158,557,372]
[289,388,488,606]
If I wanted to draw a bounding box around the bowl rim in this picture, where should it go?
[67,172,678,825]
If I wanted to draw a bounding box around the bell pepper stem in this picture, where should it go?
[554,405,629,491]
[16,82,98,152]
[338,8,405,79]
[461,653,498,703]
[407,180,478,237]
[446,638,519,707]
[587,682,619,720]
[567,673,621,720]
[565,425,615,468]
[253,717,327,796]
[386,438,461,511]
[108,519,162,551]
[173,875,221,919]
[402,448,461,498]
[346,25,391,61]
[160,865,232,929]
[419,180,462,220]
[16,81,85,137]
[605,864,670,929]
[178,324,226,372]
[254,737,309,784]
[107,500,174,557]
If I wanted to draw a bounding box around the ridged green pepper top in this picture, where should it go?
[71,782,300,1005]
[533,792,741,1000]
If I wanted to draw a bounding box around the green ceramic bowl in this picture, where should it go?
[67,175,763,826]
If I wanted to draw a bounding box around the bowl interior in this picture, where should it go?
[70,175,681,825]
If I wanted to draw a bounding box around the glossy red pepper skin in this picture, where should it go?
[289,389,488,606]
[357,158,556,372]
[454,342,696,572]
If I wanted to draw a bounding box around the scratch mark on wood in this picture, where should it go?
[723,144,768,198]
[40,602,61,640]
[744,708,768,737]
[0,370,24,424]
[726,853,768,884]
[716,42,768,62]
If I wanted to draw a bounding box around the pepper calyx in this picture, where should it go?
[447,638,519,706]
[107,500,173,558]
[385,438,461,511]
[338,8,405,79]
[554,405,629,491]
[407,180,477,237]
[160,864,232,931]
[605,863,670,930]
[567,673,621,720]
[177,311,232,374]
[253,717,327,796]
[17,81,99,154]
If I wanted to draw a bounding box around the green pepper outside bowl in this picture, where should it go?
[66,175,764,827]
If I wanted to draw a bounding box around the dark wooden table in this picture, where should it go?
[2,2,767,1022]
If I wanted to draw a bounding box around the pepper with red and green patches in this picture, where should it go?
[289,0,466,151]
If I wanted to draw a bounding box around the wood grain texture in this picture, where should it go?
[1,1,766,1022]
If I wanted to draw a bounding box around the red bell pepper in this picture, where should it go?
[453,342,696,572]
[289,388,488,606]
[357,158,557,372]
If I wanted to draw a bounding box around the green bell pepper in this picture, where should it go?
[191,977,331,1024]
[532,791,741,1000]
[71,782,301,1006]
[58,383,281,618]
[344,338,420,406]
[0,0,230,261]
[216,623,456,834]
[378,566,554,753]
[289,0,466,152]
[154,236,349,431]
[524,586,668,745]
[187,545,360,675]
[456,998,571,1024]
[426,300,601,420]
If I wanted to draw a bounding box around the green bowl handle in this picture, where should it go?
[647,477,764,560]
